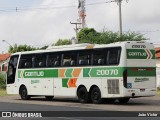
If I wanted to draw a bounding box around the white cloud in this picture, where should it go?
[0,0,160,53]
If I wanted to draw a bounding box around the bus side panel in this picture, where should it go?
[53,78,77,97]
[18,78,54,96]
[101,78,124,98]
[53,78,102,97]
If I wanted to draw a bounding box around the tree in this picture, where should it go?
[54,39,71,46]
[0,73,6,89]
[39,45,48,50]
[77,28,146,44]
[8,44,37,53]
[77,28,100,43]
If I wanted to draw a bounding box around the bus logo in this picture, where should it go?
[127,49,155,59]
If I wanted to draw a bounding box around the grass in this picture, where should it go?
[0,89,7,96]
[157,88,160,96]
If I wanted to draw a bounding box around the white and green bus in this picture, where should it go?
[6,41,156,104]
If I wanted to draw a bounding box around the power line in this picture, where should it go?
[0,1,115,12]
[86,1,115,6]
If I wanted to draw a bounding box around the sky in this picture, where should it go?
[0,0,160,53]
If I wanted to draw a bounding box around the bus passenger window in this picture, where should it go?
[93,49,106,65]
[62,52,76,67]
[98,59,104,65]
[46,54,60,67]
[24,62,31,68]
[108,48,121,65]
[70,60,75,66]
[18,54,33,69]
[78,52,91,66]
[34,54,46,68]
[54,61,59,66]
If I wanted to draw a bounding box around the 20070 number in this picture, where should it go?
[96,69,118,76]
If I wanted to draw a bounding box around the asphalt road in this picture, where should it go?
[0,95,159,120]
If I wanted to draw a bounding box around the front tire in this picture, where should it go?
[19,86,30,100]
[77,87,90,103]
[91,87,103,104]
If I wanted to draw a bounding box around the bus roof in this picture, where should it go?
[12,41,153,55]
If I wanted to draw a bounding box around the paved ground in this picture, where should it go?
[0,95,160,111]
[0,95,160,120]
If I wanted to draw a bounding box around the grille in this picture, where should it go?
[107,79,120,94]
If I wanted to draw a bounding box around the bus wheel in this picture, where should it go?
[77,87,90,103]
[19,86,30,100]
[45,96,54,101]
[118,98,130,104]
[91,87,102,104]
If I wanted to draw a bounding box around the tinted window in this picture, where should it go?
[107,48,121,65]
[7,55,19,84]
[34,54,46,68]
[62,52,76,67]
[93,49,106,65]
[18,54,33,68]
[78,51,91,66]
[46,53,60,67]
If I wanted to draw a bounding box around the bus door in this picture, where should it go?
[7,55,19,94]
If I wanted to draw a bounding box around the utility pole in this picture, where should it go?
[78,0,86,28]
[70,22,82,43]
[115,0,123,36]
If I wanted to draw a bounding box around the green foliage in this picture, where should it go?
[0,89,7,96]
[39,45,48,50]
[158,88,160,96]
[7,28,146,52]
[77,28,100,43]
[0,73,6,89]
[77,28,146,44]
[8,44,37,53]
[55,39,71,46]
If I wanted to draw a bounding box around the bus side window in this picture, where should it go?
[93,49,106,65]
[24,62,31,68]
[54,61,59,66]
[62,52,76,67]
[78,51,91,66]
[107,48,121,65]
[46,54,60,67]
[34,54,46,68]
[18,55,33,69]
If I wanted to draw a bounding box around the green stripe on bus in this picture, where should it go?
[150,50,156,59]
[83,68,91,77]
[18,67,155,78]
[62,78,69,88]
[18,71,21,78]
[18,69,58,78]
[127,49,155,59]
[65,69,73,77]
[83,67,124,77]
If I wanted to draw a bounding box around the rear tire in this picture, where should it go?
[118,98,130,103]
[45,96,54,101]
[91,87,103,104]
[19,86,30,100]
[77,87,90,103]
